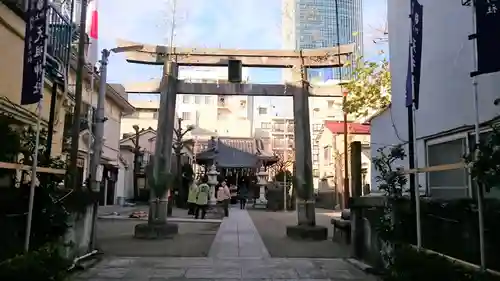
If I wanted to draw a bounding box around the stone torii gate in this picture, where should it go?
[118,39,353,240]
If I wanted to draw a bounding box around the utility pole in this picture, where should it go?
[89,49,109,250]
[68,0,88,190]
[283,117,288,211]
[334,0,350,210]
[343,89,350,209]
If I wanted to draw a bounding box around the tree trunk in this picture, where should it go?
[175,152,185,208]
[133,151,140,200]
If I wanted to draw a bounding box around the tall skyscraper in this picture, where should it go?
[282,0,363,82]
[281,0,363,187]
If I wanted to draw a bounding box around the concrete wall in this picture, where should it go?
[64,206,94,258]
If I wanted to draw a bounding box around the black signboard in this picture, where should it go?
[21,0,49,105]
[474,0,500,76]
[410,0,423,109]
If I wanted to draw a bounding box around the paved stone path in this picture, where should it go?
[76,208,377,281]
[208,208,269,258]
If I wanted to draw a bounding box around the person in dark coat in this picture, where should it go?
[238,184,249,209]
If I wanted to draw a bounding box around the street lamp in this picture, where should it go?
[89,45,143,194]
[88,45,143,250]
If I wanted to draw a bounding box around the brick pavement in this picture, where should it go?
[75,208,377,280]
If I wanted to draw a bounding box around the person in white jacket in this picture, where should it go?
[217,181,231,217]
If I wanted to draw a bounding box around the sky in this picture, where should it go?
[99,0,388,112]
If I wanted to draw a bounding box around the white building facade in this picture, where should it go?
[121,67,255,138]
[371,0,500,199]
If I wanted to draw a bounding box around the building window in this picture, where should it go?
[205,96,212,104]
[273,123,284,132]
[323,145,332,165]
[153,112,159,119]
[182,95,190,104]
[258,107,267,115]
[426,136,469,199]
[313,124,322,132]
[328,100,335,108]
[194,95,202,104]
[182,112,191,120]
[261,122,271,129]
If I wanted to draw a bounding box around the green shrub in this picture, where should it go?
[384,245,500,281]
[0,244,71,281]
[373,145,500,280]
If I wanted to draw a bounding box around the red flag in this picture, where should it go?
[86,0,99,67]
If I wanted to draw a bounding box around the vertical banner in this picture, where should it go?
[474,0,500,76]
[21,0,49,105]
[410,0,423,109]
[405,44,413,107]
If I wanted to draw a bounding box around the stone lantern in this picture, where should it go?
[207,164,219,204]
[255,165,268,205]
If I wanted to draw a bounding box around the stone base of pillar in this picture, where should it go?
[134,222,178,239]
[286,224,328,241]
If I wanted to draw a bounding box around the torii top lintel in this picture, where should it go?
[116,39,354,68]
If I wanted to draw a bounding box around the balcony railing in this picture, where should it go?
[4,0,74,74]
[46,3,74,71]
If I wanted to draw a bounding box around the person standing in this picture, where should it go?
[217,181,231,217]
[238,184,248,210]
[195,177,210,219]
[187,178,198,216]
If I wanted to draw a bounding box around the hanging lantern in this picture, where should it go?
[228,59,242,83]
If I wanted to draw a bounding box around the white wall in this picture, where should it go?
[370,108,406,191]
[371,0,500,194]
[388,0,500,138]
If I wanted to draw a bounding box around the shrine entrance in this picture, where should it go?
[119,39,353,238]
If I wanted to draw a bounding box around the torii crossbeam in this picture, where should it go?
[125,80,344,97]
[117,39,355,240]
[117,39,354,68]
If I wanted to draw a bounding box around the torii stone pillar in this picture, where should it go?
[134,60,179,238]
[289,74,318,228]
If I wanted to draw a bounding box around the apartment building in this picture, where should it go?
[268,118,295,162]
[121,67,255,138]
[252,92,346,180]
